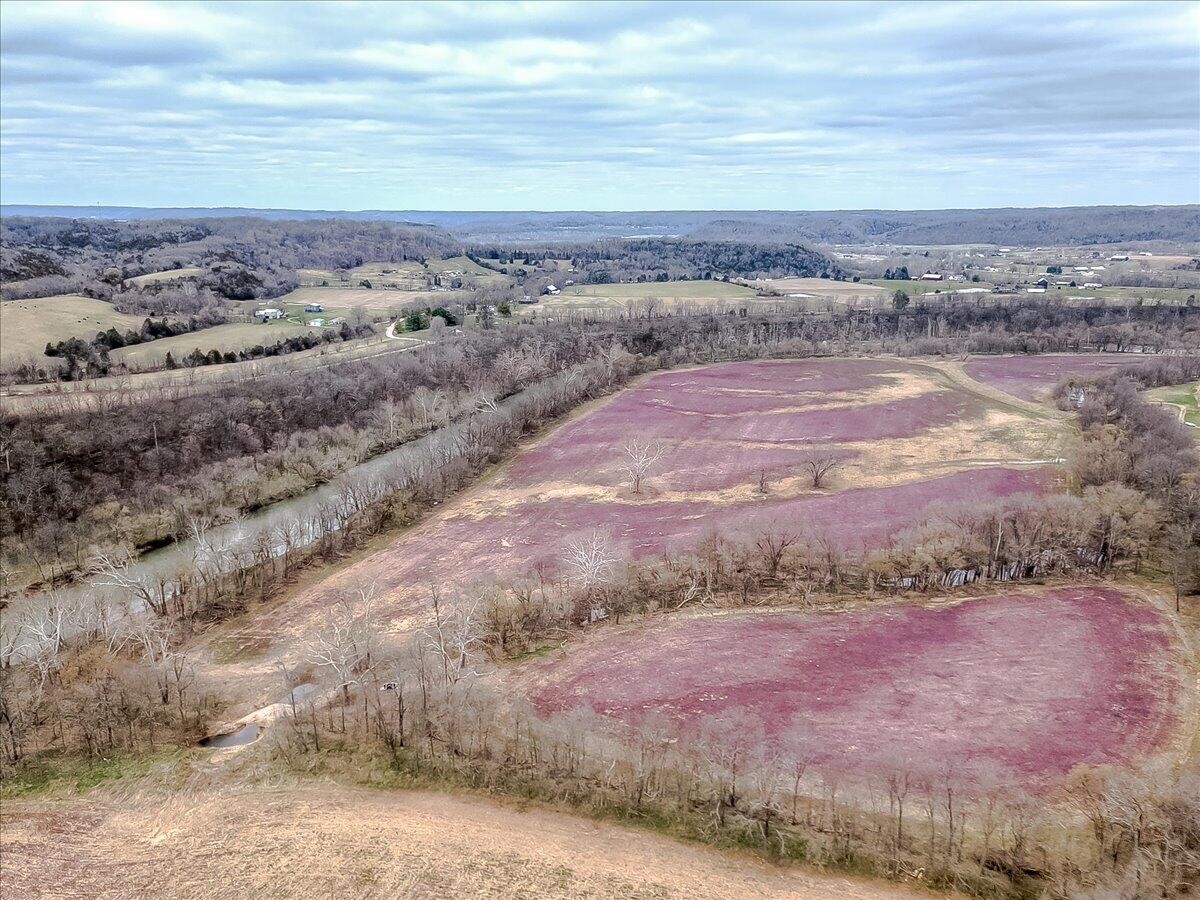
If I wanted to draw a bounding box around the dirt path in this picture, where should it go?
[1,784,926,899]
[918,358,1070,422]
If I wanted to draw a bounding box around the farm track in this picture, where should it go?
[0,783,924,900]
[920,358,1069,421]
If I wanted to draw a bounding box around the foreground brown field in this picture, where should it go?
[0,784,921,899]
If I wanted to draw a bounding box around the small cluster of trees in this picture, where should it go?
[401,306,458,332]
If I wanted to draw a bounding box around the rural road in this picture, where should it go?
[1,784,926,899]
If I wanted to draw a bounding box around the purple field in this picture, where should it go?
[530,586,1182,784]
[964,353,1150,401]
[266,359,1055,634]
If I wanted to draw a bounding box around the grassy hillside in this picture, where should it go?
[125,267,202,286]
[112,321,323,369]
[0,295,148,371]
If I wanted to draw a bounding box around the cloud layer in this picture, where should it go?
[1,0,1197,209]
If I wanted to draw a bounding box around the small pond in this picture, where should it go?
[198,722,262,749]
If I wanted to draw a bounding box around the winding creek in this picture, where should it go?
[5,411,488,631]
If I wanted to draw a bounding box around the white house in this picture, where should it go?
[255,308,285,320]
[544,284,560,295]
[1109,254,1129,261]
[920,272,944,281]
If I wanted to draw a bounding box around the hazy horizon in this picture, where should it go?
[2,0,1197,211]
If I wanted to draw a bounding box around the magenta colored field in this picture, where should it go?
[508,359,975,490]
[530,586,1181,782]
[258,359,1055,644]
[964,354,1151,401]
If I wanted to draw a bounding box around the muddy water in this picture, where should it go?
[199,723,262,748]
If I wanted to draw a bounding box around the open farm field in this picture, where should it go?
[528,585,1186,783]
[868,279,992,296]
[0,294,149,371]
[0,784,917,900]
[275,286,471,310]
[124,266,202,286]
[963,353,1156,402]
[751,277,887,300]
[219,358,1064,682]
[111,321,326,369]
[542,280,763,312]
[1147,380,1199,428]
[297,262,427,288]
[428,254,492,275]
[1,331,421,415]
[1058,285,1198,304]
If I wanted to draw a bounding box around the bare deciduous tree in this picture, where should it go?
[801,452,842,489]
[618,439,666,494]
[562,530,617,593]
[305,583,379,705]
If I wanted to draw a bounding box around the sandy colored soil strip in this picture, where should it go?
[0,785,922,899]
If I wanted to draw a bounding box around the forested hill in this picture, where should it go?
[3,205,1196,246]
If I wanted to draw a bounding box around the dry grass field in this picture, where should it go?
[125,266,202,286]
[748,277,888,302]
[541,279,763,312]
[275,286,471,310]
[297,262,428,288]
[0,783,921,899]
[0,294,149,371]
[427,254,492,275]
[111,321,325,370]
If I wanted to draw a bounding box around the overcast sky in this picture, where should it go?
[1,0,1197,211]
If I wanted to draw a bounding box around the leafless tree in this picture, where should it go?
[755,524,798,579]
[420,586,484,685]
[305,583,379,704]
[562,530,617,593]
[88,551,165,616]
[801,452,842,489]
[618,439,666,494]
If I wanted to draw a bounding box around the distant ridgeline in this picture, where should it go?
[3,204,1196,246]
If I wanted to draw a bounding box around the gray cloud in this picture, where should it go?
[0,0,1196,209]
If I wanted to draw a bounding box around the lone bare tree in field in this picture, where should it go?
[801,452,842,489]
[619,439,665,494]
[562,530,617,593]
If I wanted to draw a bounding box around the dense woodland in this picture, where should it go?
[471,237,841,281]
[0,217,460,302]
[15,204,1190,245]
